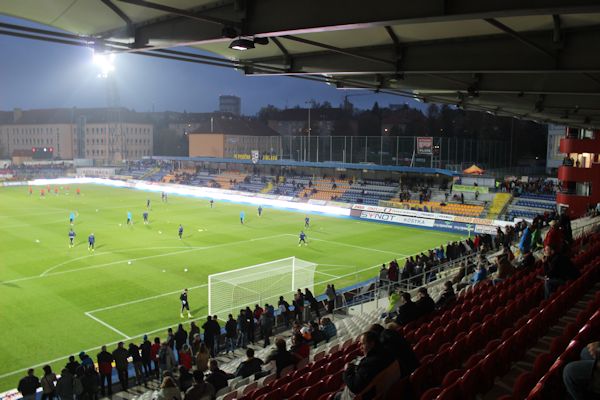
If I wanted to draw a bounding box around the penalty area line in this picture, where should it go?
[84,312,131,340]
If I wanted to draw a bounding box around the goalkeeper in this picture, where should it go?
[180,288,192,318]
[298,230,308,246]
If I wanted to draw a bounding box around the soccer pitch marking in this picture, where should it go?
[0,233,289,285]
[0,248,425,381]
[283,234,408,257]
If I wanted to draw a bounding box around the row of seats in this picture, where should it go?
[513,200,556,210]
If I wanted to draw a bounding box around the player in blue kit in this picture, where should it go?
[258,206,263,217]
[240,211,245,224]
[210,199,214,208]
[69,212,75,225]
[180,288,192,318]
[88,233,95,251]
[305,216,310,228]
[298,231,307,246]
[178,224,183,239]
[146,199,151,210]
[143,211,149,225]
[68,229,76,248]
[127,211,132,225]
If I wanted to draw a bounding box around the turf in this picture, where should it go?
[0,184,462,391]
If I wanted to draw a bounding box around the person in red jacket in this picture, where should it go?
[97,346,113,396]
[544,220,564,251]
[387,262,399,284]
[150,337,161,379]
[179,344,193,370]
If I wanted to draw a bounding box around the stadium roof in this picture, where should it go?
[2,1,600,128]
[151,155,459,176]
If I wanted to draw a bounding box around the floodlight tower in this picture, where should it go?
[93,48,122,162]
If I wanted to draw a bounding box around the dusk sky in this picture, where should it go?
[0,16,417,116]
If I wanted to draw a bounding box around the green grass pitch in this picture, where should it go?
[0,184,462,391]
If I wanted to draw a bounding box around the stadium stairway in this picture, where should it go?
[260,182,273,194]
[487,193,512,220]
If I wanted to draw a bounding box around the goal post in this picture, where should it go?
[208,257,318,317]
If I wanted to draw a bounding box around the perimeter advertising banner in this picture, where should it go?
[453,184,489,194]
[416,137,433,155]
[360,211,435,227]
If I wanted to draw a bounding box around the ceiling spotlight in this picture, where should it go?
[254,37,269,46]
[229,38,255,51]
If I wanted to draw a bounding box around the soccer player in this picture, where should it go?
[178,224,183,239]
[305,216,310,228]
[180,288,192,318]
[298,230,307,246]
[143,211,149,225]
[54,187,59,196]
[76,188,80,196]
[69,212,75,225]
[127,211,132,225]
[146,199,151,210]
[258,206,263,217]
[40,189,45,197]
[68,229,76,248]
[240,211,245,224]
[28,186,32,196]
[209,199,214,208]
[88,233,95,251]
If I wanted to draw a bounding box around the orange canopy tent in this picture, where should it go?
[463,164,485,175]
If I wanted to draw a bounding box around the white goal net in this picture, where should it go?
[208,257,318,317]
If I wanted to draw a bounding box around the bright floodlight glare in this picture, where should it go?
[93,52,116,78]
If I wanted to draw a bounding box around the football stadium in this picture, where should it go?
[2,2,600,400]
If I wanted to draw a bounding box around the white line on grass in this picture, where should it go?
[313,270,342,279]
[1,234,288,284]
[86,283,209,314]
[0,255,402,381]
[286,234,408,257]
[84,312,131,339]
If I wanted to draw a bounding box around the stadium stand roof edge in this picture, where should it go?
[149,156,459,176]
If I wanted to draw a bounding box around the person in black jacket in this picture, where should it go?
[174,324,188,352]
[543,244,578,298]
[235,348,264,379]
[225,314,237,354]
[264,337,296,377]
[112,342,130,390]
[202,316,216,357]
[395,292,418,325]
[140,335,153,379]
[205,360,231,393]
[380,323,419,377]
[188,322,200,347]
[415,287,435,319]
[18,369,40,400]
[335,331,394,399]
[128,343,144,385]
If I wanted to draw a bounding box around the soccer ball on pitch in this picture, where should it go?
[184,268,188,272]
[127,261,132,265]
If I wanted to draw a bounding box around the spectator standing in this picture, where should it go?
[225,314,237,354]
[202,316,216,357]
[128,342,144,385]
[80,365,99,400]
[140,335,153,380]
[259,307,274,348]
[325,284,336,313]
[278,296,291,327]
[293,290,305,322]
[112,342,130,390]
[174,323,188,352]
[212,315,221,356]
[195,342,210,373]
[65,356,80,376]
[379,264,388,286]
[40,365,57,400]
[188,322,200,348]
[235,348,264,379]
[158,342,176,377]
[236,309,248,349]
[519,223,532,254]
[18,369,40,400]
[150,338,161,379]
[97,345,114,396]
[245,307,255,345]
[179,344,193,370]
[304,288,321,318]
[543,244,578,298]
[544,220,564,251]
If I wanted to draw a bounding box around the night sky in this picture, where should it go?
[0,15,417,115]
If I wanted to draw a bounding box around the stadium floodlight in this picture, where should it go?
[208,257,317,317]
[229,38,254,51]
[93,51,116,78]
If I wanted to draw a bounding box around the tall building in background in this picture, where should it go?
[219,95,241,116]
